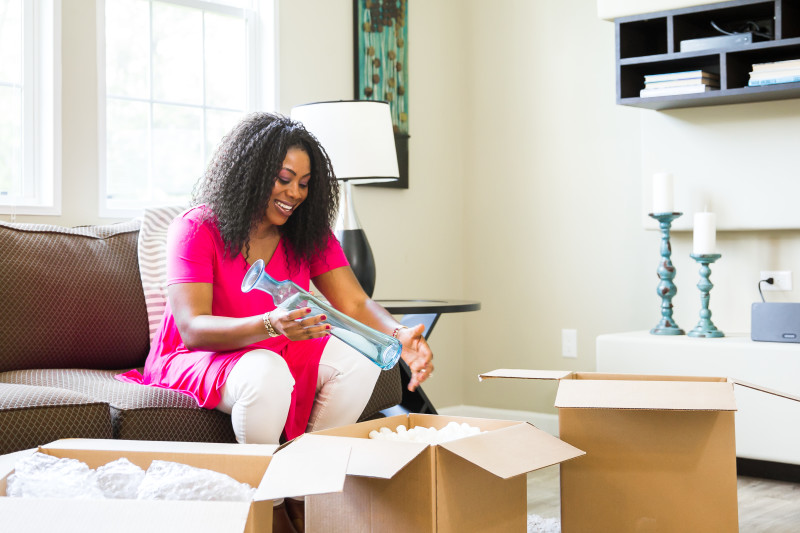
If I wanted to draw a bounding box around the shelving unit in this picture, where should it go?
[616,0,800,109]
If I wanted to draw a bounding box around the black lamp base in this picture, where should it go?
[336,228,376,297]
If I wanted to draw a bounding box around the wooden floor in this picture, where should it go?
[527,466,800,532]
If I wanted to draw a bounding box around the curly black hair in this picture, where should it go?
[191,112,339,267]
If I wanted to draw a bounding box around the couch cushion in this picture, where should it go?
[0,220,150,372]
[0,382,113,454]
[0,369,236,443]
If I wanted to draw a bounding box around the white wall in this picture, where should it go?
[460,0,647,411]
[7,0,800,415]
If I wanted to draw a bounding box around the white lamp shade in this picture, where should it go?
[290,100,399,183]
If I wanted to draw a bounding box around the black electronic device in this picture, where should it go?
[751,302,800,343]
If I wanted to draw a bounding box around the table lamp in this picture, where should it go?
[291,100,399,297]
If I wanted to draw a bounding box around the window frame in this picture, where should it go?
[0,0,62,216]
[97,0,276,218]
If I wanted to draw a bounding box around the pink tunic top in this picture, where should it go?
[117,206,349,440]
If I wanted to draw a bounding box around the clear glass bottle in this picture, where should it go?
[241,258,401,370]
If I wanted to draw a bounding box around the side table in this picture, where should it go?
[376,299,481,415]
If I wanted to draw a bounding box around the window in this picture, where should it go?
[0,0,60,215]
[99,0,275,216]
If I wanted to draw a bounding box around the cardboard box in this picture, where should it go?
[479,369,800,533]
[0,438,349,533]
[295,413,584,533]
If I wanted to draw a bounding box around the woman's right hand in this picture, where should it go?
[267,307,331,341]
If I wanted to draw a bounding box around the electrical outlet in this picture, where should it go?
[562,329,577,358]
[760,271,792,291]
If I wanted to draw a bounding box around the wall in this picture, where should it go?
[460,0,647,412]
[641,102,800,232]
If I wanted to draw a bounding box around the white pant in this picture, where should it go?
[216,336,381,444]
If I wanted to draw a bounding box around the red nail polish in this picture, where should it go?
[326,325,331,330]
[305,308,312,313]
[320,315,327,320]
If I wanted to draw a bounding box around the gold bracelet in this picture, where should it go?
[263,311,279,337]
[392,325,408,338]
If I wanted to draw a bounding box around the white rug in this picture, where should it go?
[528,514,560,533]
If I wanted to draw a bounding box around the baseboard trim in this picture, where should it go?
[436,405,559,437]
[737,457,800,483]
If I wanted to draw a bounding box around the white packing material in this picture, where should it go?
[136,460,255,501]
[96,458,146,499]
[6,452,104,499]
[368,421,485,444]
[6,453,255,502]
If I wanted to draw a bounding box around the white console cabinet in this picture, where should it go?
[596,331,800,465]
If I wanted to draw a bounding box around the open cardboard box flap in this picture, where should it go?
[438,422,585,479]
[284,432,429,480]
[256,434,351,500]
[555,378,736,410]
[479,369,574,381]
[341,437,428,478]
[479,369,800,409]
[733,378,800,402]
[480,369,735,410]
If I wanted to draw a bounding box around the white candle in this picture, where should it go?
[693,212,717,255]
[652,172,673,214]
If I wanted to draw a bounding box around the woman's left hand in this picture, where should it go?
[396,324,434,391]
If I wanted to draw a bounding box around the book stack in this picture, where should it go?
[639,70,720,98]
[748,59,800,86]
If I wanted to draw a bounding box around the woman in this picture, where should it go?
[120,112,433,531]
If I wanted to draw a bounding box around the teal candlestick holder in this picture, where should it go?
[649,212,685,335]
[688,253,724,338]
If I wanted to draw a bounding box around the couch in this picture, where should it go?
[0,212,401,455]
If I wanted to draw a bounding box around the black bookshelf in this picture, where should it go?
[616,0,800,109]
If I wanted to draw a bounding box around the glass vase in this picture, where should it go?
[242,259,401,370]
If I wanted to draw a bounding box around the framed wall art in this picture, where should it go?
[353,0,409,189]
